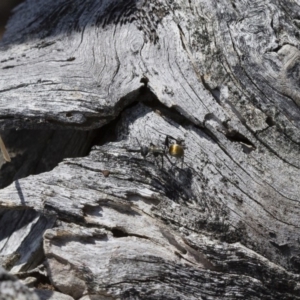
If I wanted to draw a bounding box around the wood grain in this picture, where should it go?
[0,0,299,299]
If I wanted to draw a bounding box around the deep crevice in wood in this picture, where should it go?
[0,129,96,189]
[111,228,129,238]
[225,130,256,153]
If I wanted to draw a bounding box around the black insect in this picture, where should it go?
[128,133,186,168]
[137,139,166,167]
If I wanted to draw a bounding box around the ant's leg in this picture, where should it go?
[164,135,169,152]
[164,153,173,167]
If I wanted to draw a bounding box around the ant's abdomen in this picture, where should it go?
[169,144,184,158]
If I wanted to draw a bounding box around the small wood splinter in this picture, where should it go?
[0,135,11,162]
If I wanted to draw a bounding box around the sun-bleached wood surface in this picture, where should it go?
[0,266,39,300]
[0,0,300,299]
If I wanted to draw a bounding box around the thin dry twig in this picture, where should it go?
[0,134,11,162]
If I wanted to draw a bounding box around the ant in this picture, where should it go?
[136,139,166,167]
[129,134,185,168]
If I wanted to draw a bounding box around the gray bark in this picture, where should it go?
[0,0,300,299]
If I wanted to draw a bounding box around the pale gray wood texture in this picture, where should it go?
[0,0,300,299]
[0,266,39,300]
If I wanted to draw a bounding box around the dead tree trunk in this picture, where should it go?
[0,0,300,299]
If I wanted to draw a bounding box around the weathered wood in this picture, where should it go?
[0,266,39,299]
[35,289,74,300]
[0,208,55,273]
[0,0,300,299]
